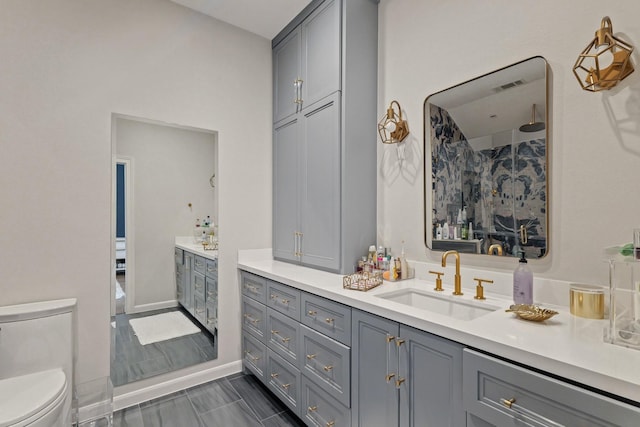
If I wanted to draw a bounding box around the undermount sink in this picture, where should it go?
[375,288,500,321]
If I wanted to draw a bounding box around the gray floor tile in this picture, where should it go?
[112,405,144,427]
[229,374,288,420]
[262,411,306,427]
[139,393,203,427]
[187,378,241,414]
[198,401,262,427]
[160,339,208,370]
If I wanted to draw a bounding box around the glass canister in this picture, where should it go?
[607,259,640,350]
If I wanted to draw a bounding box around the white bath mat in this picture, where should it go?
[129,311,201,345]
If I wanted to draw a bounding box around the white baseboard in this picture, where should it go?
[129,300,178,314]
[112,360,243,411]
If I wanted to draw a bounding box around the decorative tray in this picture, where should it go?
[506,304,558,322]
[343,271,383,292]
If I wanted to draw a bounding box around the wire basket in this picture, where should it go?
[343,271,383,292]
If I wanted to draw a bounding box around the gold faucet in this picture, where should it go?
[488,244,503,256]
[441,250,463,295]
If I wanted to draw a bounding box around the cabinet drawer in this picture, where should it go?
[193,271,205,299]
[266,349,301,416]
[463,349,640,427]
[205,300,217,332]
[193,295,206,324]
[174,247,184,264]
[267,308,300,367]
[242,296,267,342]
[205,276,217,302]
[300,324,350,408]
[241,271,267,304]
[194,255,206,274]
[301,293,351,345]
[243,332,266,380]
[267,281,301,321]
[301,375,350,427]
[205,258,218,278]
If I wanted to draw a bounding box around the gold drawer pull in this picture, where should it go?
[325,318,334,324]
[271,329,291,343]
[385,373,395,382]
[396,377,406,387]
[281,298,289,305]
[244,314,260,324]
[323,365,333,372]
[307,354,317,360]
[501,398,516,409]
[196,309,204,314]
[326,422,335,427]
[386,334,396,343]
[281,383,291,390]
[308,310,317,316]
[396,338,406,347]
[244,350,260,362]
[245,284,258,292]
[308,406,317,413]
[270,294,277,300]
[270,373,279,379]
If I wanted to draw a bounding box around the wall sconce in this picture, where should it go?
[573,16,635,92]
[378,100,409,144]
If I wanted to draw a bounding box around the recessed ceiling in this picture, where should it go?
[170,0,312,39]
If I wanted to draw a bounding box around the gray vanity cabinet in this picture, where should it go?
[175,248,217,333]
[351,309,464,427]
[272,0,378,274]
[240,271,353,425]
[463,349,640,427]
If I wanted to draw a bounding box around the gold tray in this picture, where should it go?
[506,304,558,322]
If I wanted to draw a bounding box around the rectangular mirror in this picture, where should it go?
[424,56,549,258]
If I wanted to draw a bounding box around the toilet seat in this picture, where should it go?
[0,369,67,427]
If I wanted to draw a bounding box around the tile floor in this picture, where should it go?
[111,307,217,387]
[113,372,305,427]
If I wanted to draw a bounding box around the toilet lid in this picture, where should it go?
[0,369,66,427]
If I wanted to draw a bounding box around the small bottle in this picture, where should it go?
[442,221,449,239]
[201,230,207,243]
[195,218,201,227]
[461,223,468,240]
[468,222,473,240]
[436,224,442,240]
[462,206,467,222]
[400,242,408,279]
[513,252,533,305]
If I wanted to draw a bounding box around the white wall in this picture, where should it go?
[0,0,272,385]
[116,117,217,309]
[378,0,640,287]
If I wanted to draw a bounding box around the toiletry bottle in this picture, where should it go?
[400,242,408,279]
[468,222,473,240]
[442,220,449,240]
[461,223,468,240]
[513,252,533,305]
[436,224,442,240]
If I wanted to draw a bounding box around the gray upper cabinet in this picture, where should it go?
[273,29,301,123]
[351,309,464,427]
[272,0,378,274]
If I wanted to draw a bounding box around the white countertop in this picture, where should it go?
[237,249,640,403]
[175,236,218,261]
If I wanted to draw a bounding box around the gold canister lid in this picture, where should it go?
[569,284,605,319]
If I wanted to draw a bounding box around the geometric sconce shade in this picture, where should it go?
[573,16,634,92]
[378,100,409,144]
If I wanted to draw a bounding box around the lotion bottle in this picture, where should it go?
[513,252,533,305]
[442,220,449,239]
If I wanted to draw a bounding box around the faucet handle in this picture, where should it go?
[428,271,445,292]
[473,278,494,300]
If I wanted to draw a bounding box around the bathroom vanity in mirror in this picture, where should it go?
[424,57,549,258]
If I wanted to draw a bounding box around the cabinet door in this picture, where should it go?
[183,252,194,311]
[398,325,464,427]
[299,93,341,271]
[273,116,301,263]
[300,0,341,110]
[273,28,301,123]
[351,310,399,427]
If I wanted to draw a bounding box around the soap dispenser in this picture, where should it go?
[513,252,533,305]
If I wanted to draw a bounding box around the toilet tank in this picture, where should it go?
[0,299,76,383]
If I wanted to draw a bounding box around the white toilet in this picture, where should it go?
[0,299,76,427]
